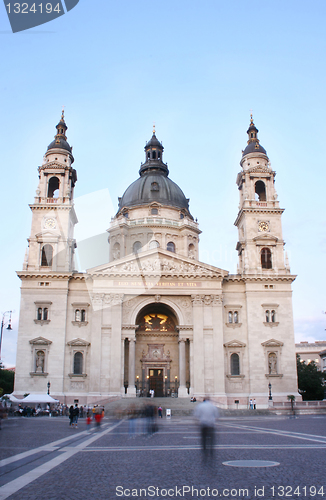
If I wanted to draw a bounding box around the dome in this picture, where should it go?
[242,116,268,158]
[47,138,72,153]
[119,171,190,213]
[242,142,267,156]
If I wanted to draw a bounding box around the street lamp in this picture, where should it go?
[268,382,272,401]
[0,311,12,362]
[47,381,51,395]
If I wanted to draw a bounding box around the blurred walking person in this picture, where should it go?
[194,397,219,460]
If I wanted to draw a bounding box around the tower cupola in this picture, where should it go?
[242,115,267,157]
[47,110,74,159]
[139,126,168,176]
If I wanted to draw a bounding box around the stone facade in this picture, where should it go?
[14,115,299,408]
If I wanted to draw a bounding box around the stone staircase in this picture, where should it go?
[104,397,271,417]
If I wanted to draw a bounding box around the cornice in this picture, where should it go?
[29,205,73,211]
[17,271,73,280]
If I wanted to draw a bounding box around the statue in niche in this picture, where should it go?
[268,352,277,374]
[36,350,45,373]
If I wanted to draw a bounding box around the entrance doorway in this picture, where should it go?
[149,369,163,397]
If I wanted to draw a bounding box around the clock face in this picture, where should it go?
[258,221,269,232]
[44,218,56,229]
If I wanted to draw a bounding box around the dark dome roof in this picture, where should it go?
[47,138,72,153]
[119,171,190,213]
[145,134,163,149]
[242,142,267,156]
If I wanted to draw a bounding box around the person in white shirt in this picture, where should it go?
[194,397,219,459]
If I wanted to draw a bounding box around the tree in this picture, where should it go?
[297,354,326,400]
[0,363,14,396]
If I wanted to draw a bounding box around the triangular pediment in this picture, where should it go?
[253,233,278,243]
[87,248,228,279]
[261,338,284,347]
[29,336,52,345]
[67,338,91,347]
[224,340,246,348]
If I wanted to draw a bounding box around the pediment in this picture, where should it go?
[87,248,228,279]
[67,338,91,347]
[253,234,278,243]
[224,340,246,348]
[29,336,52,345]
[261,338,284,347]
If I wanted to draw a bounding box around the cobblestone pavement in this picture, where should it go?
[0,414,326,499]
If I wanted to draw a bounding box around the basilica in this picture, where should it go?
[14,113,299,407]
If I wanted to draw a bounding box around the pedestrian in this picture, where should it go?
[253,399,256,410]
[158,406,163,418]
[69,405,74,426]
[86,412,92,431]
[249,398,253,409]
[72,404,79,428]
[194,397,219,460]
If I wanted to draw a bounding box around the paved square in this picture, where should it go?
[0,414,326,499]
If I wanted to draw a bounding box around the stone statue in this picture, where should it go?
[36,350,45,373]
[268,353,277,374]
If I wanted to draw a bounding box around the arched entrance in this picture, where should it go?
[135,304,179,397]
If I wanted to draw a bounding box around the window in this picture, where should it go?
[34,302,52,324]
[29,336,52,376]
[151,182,159,191]
[47,176,60,198]
[255,180,266,201]
[167,241,175,253]
[149,240,159,249]
[230,353,240,375]
[265,310,276,323]
[133,241,142,253]
[151,208,158,215]
[188,243,195,259]
[152,151,156,159]
[261,247,272,269]
[112,242,120,260]
[41,244,53,267]
[225,306,242,327]
[72,303,89,326]
[73,352,83,375]
[228,311,239,323]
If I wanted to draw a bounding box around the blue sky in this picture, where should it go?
[0,0,325,366]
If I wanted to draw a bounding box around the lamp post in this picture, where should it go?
[136,376,139,396]
[268,382,272,401]
[175,376,178,397]
[0,311,12,362]
[47,381,50,395]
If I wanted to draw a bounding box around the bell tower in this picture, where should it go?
[234,116,290,275]
[24,111,78,273]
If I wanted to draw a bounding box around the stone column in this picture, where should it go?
[192,294,205,395]
[189,337,194,396]
[178,339,187,397]
[127,338,136,396]
[121,338,125,395]
[109,294,123,395]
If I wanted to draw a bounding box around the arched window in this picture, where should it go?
[261,248,272,269]
[37,308,42,321]
[265,310,270,322]
[133,241,142,254]
[255,180,266,201]
[149,240,159,249]
[112,242,120,260]
[228,311,233,323]
[152,150,156,159]
[231,353,240,375]
[43,308,48,321]
[73,352,83,375]
[47,177,60,198]
[81,309,86,322]
[188,243,195,259]
[271,310,276,323]
[75,309,81,322]
[167,241,175,253]
[41,245,53,267]
[234,311,238,324]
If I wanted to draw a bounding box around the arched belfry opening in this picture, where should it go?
[129,303,185,397]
